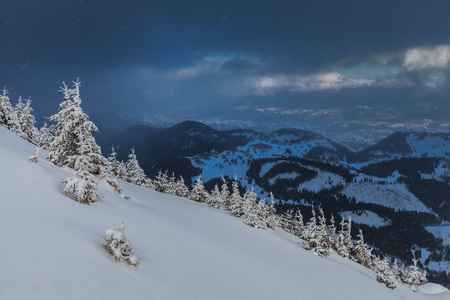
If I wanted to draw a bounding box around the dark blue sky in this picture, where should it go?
[2,0,450,147]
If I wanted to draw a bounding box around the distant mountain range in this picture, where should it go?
[96,120,450,287]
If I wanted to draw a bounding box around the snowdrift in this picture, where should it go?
[0,126,448,299]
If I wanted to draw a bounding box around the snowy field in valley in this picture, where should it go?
[342,182,432,213]
[426,225,450,247]
[0,126,449,299]
[340,210,391,228]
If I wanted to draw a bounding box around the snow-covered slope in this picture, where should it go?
[353,132,450,162]
[0,126,448,299]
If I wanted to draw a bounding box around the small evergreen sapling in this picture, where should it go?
[103,222,140,266]
[62,167,102,205]
[28,147,40,163]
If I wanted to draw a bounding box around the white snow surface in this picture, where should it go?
[340,210,391,228]
[407,134,450,159]
[426,225,450,247]
[268,172,299,185]
[298,171,346,192]
[0,126,448,300]
[343,182,432,213]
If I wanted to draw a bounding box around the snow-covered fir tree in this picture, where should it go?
[392,259,403,282]
[165,173,177,196]
[407,256,423,292]
[265,193,279,229]
[103,222,140,266]
[108,147,125,179]
[47,80,110,177]
[290,208,304,237]
[208,184,221,207]
[220,177,231,210]
[376,256,396,290]
[328,214,338,251]
[242,187,266,229]
[38,122,53,150]
[174,176,189,198]
[255,197,271,228]
[0,87,22,135]
[316,208,331,257]
[303,208,329,257]
[190,176,209,203]
[154,170,169,193]
[279,209,295,233]
[124,148,147,186]
[16,97,39,143]
[230,176,245,217]
[337,216,353,259]
[353,228,374,270]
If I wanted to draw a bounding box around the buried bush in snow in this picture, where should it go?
[102,222,140,266]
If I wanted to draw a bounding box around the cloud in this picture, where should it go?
[233,72,375,96]
[403,45,450,71]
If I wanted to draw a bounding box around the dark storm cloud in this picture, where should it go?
[4,0,450,70]
[1,0,450,140]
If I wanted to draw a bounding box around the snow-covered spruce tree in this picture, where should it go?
[124,148,147,186]
[337,216,353,259]
[317,208,331,257]
[230,176,245,217]
[220,177,231,210]
[407,256,423,292]
[265,192,279,229]
[242,187,266,229]
[16,97,39,144]
[154,170,169,193]
[328,214,338,251]
[279,209,294,233]
[376,256,396,290]
[292,208,305,237]
[103,222,140,266]
[47,80,110,177]
[0,87,22,135]
[190,176,209,203]
[38,122,53,150]
[165,173,178,196]
[208,184,221,207]
[145,177,155,190]
[353,228,374,270]
[303,208,329,257]
[392,259,403,282]
[107,147,124,179]
[256,196,271,228]
[174,176,190,198]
